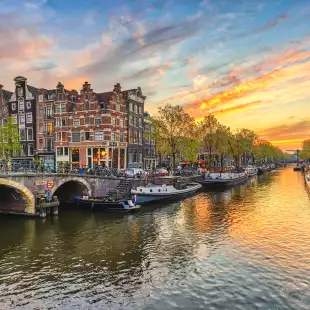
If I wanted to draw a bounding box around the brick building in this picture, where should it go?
[36,87,56,170]
[122,87,146,168]
[0,84,11,126]
[8,76,37,166]
[54,82,128,169]
[143,112,156,170]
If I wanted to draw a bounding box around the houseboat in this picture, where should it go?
[195,167,248,187]
[131,177,202,204]
[73,195,141,212]
[243,166,258,178]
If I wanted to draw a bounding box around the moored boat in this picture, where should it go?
[131,179,202,204]
[305,173,310,192]
[196,170,248,187]
[73,195,141,212]
[243,166,258,178]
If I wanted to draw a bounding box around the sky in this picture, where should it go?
[1,0,310,150]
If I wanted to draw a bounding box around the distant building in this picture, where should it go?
[36,87,56,170]
[122,87,146,168]
[0,84,11,126]
[8,76,37,166]
[143,112,156,170]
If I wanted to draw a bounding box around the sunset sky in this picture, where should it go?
[1,0,310,150]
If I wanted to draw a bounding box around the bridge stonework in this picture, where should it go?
[0,174,119,215]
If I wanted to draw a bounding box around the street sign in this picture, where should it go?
[47,180,54,188]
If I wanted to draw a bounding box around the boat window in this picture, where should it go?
[140,189,142,192]
[150,189,153,192]
[158,189,161,192]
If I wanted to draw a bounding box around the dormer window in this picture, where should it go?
[58,94,63,101]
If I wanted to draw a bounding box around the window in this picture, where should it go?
[64,147,68,155]
[85,117,90,125]
[58,94,63,101]
[11,103,16,111]
[73,119,80,127]
[139,106,142,114]
[134,104,138,113]
[129,115,133,126]
[72,132,80,142]
[111,132,115,141]
[85,132,90,140]
[62,118,66,127]
[47,106,52,117]
[139,132,143,145]
[56,118,61,127]
[57,148,63,156]
[26,101,31,109]
[39,123,43,133]
[26,113,32,124]
[39,139,43,150]
[18,101,24,111]
[47,121,53,134]
[95,117,101,125]
[120,119,124,128]
[135,117,139,127]
[134,131,138,143]
[139,118,142,127]
[56,132,61,141]
[129,102,133,111]
[28,143,34,156]
[61,132,67,142]
[55,104,61,113]
[111,117,115,126]
[19,114,25,126]
[116,104,120,112]
[116,118,120,126]
[61,104,66,112]
[94,131,103,141]
[116,132,120,141]
[39,107,44,117]
[80,132,85,141]
[120,133,124,142]
[11,115,17,124]
[84,101,89,110]
[129,129,133,143]
[20,129,26,141]
[27,128,33,140]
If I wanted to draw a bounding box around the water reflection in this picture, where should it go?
[0,168,310,309]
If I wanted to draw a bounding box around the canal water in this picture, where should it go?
[0,167,310,310]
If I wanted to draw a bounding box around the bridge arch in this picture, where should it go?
[52,178,92,203]
[0,178,35,214]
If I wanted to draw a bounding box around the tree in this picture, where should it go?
[214,124,231,167]
[300,139,310,162]
[0,117,21,160]
[197,115,220,169]
[236,128,257,165]
[153,104,194,168]
[181,138,200,165]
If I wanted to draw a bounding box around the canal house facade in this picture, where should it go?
[54,82,128,169]
[143,113,156,170]
[122,87,146,169]
[36,88,56,170]
[0,84,11,126]
[8,76,37,166]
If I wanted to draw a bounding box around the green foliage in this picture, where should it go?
[0,117,21,160]
[300,139,310,161]
[253,139,287,162]
[181,138,200,164]
[153,104,194,168]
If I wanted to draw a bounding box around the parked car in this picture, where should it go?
[125,168,145,178]
[154,168,169,176]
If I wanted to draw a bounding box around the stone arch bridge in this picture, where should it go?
[0,173,119,216]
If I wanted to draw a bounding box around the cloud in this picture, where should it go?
[80,14,205,76]
[0,12,51,61]
[31,62,57,71]
[257,120,310,148]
